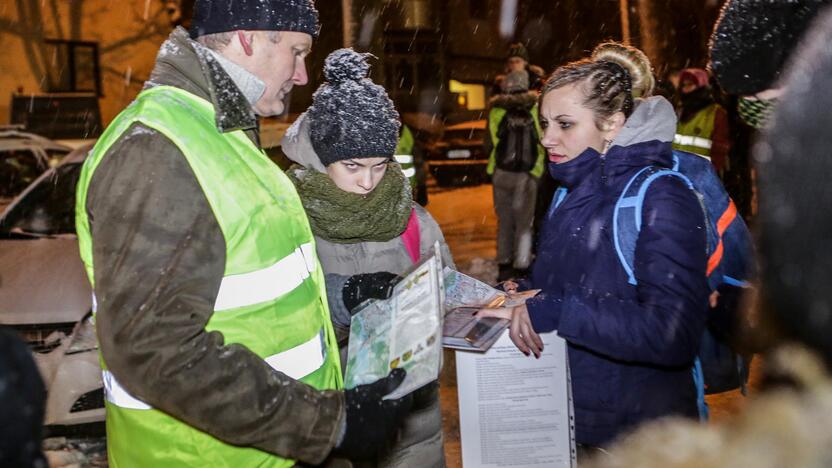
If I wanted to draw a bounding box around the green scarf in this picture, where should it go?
[287,163,413,243]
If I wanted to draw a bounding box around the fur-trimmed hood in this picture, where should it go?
[490,91,538,111]
[280,112,328,173]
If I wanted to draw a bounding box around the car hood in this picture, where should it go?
[0,237,92,325]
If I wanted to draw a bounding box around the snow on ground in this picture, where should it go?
[44,436,107,467]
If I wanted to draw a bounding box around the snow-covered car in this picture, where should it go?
[424,119,489,187]
[0,144,104,434]
[0,129,72,211]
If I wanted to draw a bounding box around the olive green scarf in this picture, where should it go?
[287,163,413,243]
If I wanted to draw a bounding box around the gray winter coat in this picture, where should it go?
[281,113,455,339]
[282,111,452,468]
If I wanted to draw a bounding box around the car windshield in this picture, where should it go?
[0,149,47,198]
[0,162,82,236]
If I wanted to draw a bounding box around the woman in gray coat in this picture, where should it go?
[282,48,453,468]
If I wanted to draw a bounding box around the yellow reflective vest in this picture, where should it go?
[75,85,342,467]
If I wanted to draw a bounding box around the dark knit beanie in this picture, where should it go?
[507,42,529,62]
[710,0,831,95]
[190,0,319,39]
[308,49,400,166]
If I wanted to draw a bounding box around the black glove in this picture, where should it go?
[342,272,400,314]
[333,368,413,460]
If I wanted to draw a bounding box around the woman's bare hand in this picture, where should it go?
[476,304,543,357]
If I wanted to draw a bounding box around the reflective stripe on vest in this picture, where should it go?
[264,329,326,380]
[394,154,416,183]
[394,154,413,164]
[215,243,317,311]
[103,329,327,410]
[674,104,718,158]
[673,134,713,151]
[103,370,152,410]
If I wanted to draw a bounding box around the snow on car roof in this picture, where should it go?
[0,130,72,153]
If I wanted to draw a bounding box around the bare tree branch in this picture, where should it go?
[100,7,169,54]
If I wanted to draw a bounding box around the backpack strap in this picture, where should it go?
[692,357,709,422]
[614,166,710,421]
[613,166,697,285]
[553,187,568,210]
[544,186,569,223]
[401,208,421,264]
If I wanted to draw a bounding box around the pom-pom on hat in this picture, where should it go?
[308,48,401,166]
[190,0,320,39]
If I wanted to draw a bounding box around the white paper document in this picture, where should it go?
[456,331,575,468]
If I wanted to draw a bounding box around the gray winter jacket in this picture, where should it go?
[281,113,455,341]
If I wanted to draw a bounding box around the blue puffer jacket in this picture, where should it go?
[525,97,709,447]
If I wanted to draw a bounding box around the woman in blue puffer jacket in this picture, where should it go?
[479,42,710,451]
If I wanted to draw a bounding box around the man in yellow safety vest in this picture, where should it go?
[75,1,411,466]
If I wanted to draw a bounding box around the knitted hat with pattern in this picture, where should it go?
[307,49,400,166]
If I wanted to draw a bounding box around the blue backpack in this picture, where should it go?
[552,150,755,421]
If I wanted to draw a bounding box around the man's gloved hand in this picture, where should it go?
[333,368,413,460]
[342,272,400,314]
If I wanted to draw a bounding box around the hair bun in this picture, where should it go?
[592,42,655,98]
[323,48,371,84]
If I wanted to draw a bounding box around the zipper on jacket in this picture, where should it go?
[600,154,608,185]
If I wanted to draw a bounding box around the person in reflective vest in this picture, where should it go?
[672,68,732,174]
[74,1,411,466]
[395,124,417,186]
[394,123,428,205]
[484,69,546,281]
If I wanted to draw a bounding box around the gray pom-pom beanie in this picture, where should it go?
[308,48,401,166]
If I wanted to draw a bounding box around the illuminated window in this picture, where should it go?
[449,80,486,110]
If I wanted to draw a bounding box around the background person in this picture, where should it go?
[282,48,453,468]
[490,42,546,96]
[672,68,732,174]
[75,1,410,465]
[484,69,546,281]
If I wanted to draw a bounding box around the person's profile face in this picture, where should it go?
[539,83,613,164]
[248,31,313,116]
